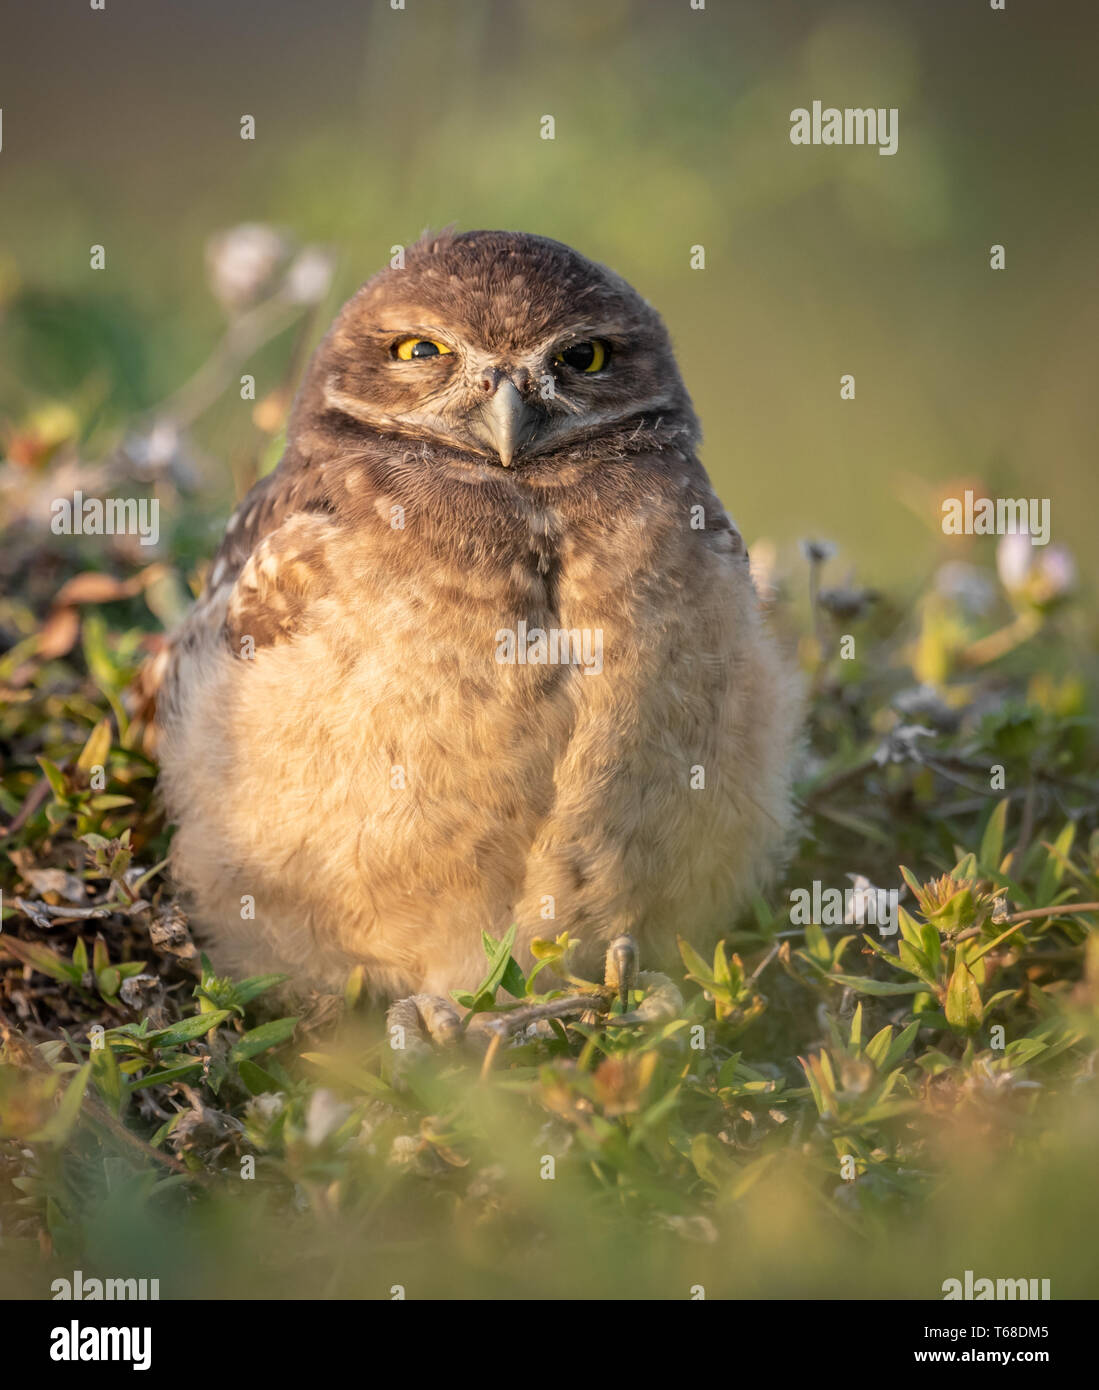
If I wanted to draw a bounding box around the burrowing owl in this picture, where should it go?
[154,230,800,1001]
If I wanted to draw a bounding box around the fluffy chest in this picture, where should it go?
[310,488,708,711]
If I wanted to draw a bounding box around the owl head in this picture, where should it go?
[291,229,697,469]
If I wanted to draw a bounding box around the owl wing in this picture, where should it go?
[135,464,340,733]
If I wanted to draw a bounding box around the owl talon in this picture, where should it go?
[386,993,463,1075]
[465,994,604,1045]
[604,971,683,1027]
[386,936,683,1082]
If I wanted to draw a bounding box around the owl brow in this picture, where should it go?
[547,329,626,352]
[372,325,454,345]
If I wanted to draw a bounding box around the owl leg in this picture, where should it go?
[473,934,683,1036]
[600,934,684,1026]
[385,934,684,1075]
[386,989,602,1084]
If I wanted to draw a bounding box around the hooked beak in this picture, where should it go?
[472,378,542,467]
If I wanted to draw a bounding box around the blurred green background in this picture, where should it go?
[1,0,1096,589]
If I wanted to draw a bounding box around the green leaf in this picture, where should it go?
[967,918,1028,965]
[87,794,133,812]
[898,939,935,984]
[125,1062,204,1093]
[1004,1038,1047,1066]
[129,858,171,895]
[882,1020,921,1071]
[678,936,715,985]
[898,908,924,949]
[690,1132,738,1189]
[467,924,518,1010]
[478,928,526,999]
[865,1024,893,1067]
[97,966,121,999]
[529,937,563,961]
[2,937,83,985]
[945,950,982,1033]
[149,1009,232,1046]
[148,1114,181,1149]
[28,1064,91,1145]
[712,940,733,990]
[237,1058,284,1095]
[800,922,833,968]
[301,1052,403,1103]
[920,922,942,977]
[860,1098,918,1124]
[229,1016,299,1062]
[36,757,69,801]
[91,1045,126,1115]
[75,719,112,775]
[829,974,926,997]
[979,799,1010,875]
[233,973,290,1006]
[816,807,892,845]
[1035,822,1076,906]
[92,935,109,976]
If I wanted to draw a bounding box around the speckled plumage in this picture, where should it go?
[154,230,800,997]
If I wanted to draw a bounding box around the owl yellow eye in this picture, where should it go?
[554,340,608,373]
[394,338,453,361]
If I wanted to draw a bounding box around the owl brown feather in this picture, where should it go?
[154,230,801,997]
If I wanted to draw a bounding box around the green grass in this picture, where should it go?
[2,493,1097,1299]
[2,243,1098,1300]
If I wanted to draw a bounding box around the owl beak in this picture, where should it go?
[475,378,541,468]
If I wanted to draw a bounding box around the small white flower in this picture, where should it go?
[873,724,937,766]
[996,533,1033,593]
[659,1213,719,1245]
[997,533,1076,605]
[304,1088,352,1147]
[284,247,335,305]
[845,875,882,924]
[800,538,836,565]
[248,1092,285,1125]
[206,223,290,312]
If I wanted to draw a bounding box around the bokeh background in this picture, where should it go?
[2,0,1099,1314]
[1,0,1096,592]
